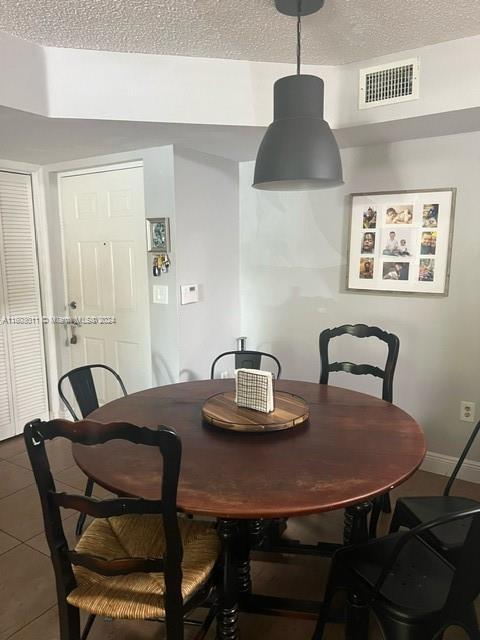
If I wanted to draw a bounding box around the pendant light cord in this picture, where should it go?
[296,5,302,75]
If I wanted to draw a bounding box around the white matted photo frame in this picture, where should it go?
[147,217,170,253]
[347,188,456,295]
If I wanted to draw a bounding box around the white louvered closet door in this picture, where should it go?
[0,171,49,440]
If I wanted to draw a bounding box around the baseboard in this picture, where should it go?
[421,451,480,484]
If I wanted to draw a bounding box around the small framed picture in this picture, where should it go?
[147,218,170,252]
[347,188,456,295]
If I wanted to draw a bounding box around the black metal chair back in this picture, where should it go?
[314,506,480,640]
[444,419,480,496]
[445,508,480,611]
[210,350,282,380]
[24,418,184,638]
[58,364,127,420]
[319,324,399,402]
[380,507,480,613]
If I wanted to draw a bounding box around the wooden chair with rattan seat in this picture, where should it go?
[24,418,220,640]
[58,364,128,536]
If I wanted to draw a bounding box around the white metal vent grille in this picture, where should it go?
[359,58,419,109]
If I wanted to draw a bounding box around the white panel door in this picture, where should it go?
[0,171,49,439]
[60,167,151,402]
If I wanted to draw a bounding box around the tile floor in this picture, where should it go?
[0,434,478,640]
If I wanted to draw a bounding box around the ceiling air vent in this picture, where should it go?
[359,58,419,109]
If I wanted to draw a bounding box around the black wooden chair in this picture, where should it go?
[319,324,399,403]
[320,323,400,536]
[58,364,128,535]
[24,418,220,640]
[210,350,282,379]
[313,506,480,640]
[389,418,480,564]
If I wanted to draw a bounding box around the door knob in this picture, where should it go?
[69,300,77,309]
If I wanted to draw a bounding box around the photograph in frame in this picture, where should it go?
[347,189,456,295]
[147,218,170,253]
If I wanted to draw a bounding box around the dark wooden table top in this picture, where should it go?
[73,379,426,519]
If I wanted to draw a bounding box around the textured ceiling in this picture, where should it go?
[1,0,480,65]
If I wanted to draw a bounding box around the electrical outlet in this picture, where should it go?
[460,401,476,422]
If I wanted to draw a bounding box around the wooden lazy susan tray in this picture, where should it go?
[202,391,309,432]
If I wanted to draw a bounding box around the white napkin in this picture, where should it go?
[235,368,274,413]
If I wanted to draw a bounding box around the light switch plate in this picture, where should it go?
[181,284,199,305]
[153,285,168,304]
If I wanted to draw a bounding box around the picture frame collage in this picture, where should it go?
[147,217,171,277]
[347,189,456,295]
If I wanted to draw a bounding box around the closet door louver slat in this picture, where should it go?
[0,172,49,439]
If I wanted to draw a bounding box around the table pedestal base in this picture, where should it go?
[344,502,371,545]
[216,503,372,640]
[217,519,240,640]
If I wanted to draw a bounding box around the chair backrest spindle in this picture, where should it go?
[319,324,399,402]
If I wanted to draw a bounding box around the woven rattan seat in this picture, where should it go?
[67,515,220,620]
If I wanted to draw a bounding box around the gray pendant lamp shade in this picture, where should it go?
[253,74,343,191]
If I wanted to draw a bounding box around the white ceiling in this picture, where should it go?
[1,0,480,65]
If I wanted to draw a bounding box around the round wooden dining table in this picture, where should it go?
[73,379,425,640]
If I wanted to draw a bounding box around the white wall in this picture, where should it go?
[174,149,240,380]
[40,145,240,393]
[335,34,480,129]
[0,33,48,115]
[3,29,480,144]
[240,130,480,461]
[41,147,180,391]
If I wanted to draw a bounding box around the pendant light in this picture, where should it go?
[253,0,343,191]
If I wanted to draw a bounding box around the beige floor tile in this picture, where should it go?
[240,614,315,640]
[0,529,21,555]
[7,607,59,640]
[25,513,79,556]
[0,544,56,640]
[8,610,207,640]
[88,617,170,639]
[9,437,75,473]
[0,481,75,541]
[0,435,25,460]
[0,460,34,499]
[54,464,115,498]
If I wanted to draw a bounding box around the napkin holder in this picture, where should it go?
[235,368,274,413]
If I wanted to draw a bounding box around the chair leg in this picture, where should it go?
[190,605,218,640]
[369,498,382,538]
[76,478,94,536]
[376,614,444,640]
[312,579,339,640]
[345,591,369,640]
[58,602,81,640]
[459,604,480,639]
[389,506,402,533]
[381,492,392,514]
[80,614,96,640]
